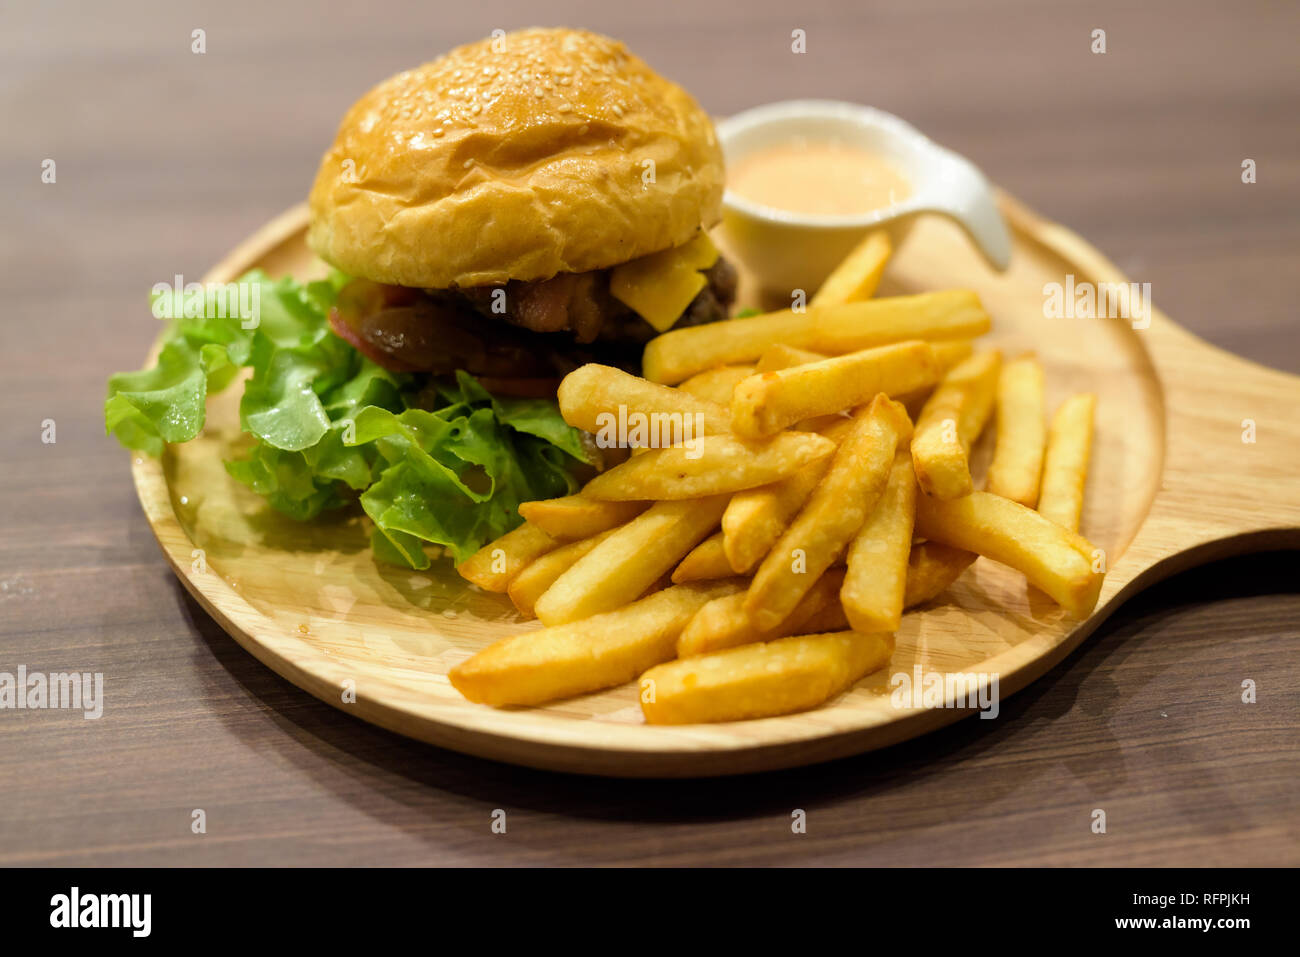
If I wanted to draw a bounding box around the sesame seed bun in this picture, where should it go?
[307,27,724,289]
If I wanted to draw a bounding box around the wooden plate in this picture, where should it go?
[130,196,1300,777]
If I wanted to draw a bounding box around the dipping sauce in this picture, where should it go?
[728,140,912,216]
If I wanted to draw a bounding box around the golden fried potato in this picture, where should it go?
[641,631,894,724]
[731,340,939,438]
[508,528,618,618]
[677,365,757,405]
[914,490,1103,616]
[671,532,735,583]
[451,580,745,707]
[642,291,991,384]
[517,495,649,540]
[754,344,831,374]
[534,496,728,625]
[677,567,845,657]
[744,395,912,630]
[910,350,1001,499]
[1038,393,1096,532]
[557,363,731,438]
[457,522,558,593]
[720,415,855,574]
[842,449,917,633]
[987,353,1047,506]
[811,230,892,307]
[581,431,836,501]
[903,542,978,608]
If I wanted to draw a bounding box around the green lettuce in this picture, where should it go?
[106,270,592,567]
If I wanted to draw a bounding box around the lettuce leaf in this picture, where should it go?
[106,270,591,567]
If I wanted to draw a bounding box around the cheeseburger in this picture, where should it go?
[106,27,736,569]
[309,26,736,394]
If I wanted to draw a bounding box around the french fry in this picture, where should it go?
[677,365,756,405]
[581,431,836,501]
[842,450,917,633]
[722,463,827,574]
[792,413,852,433]
[896,340,978,416]
[721,417,856,573]
[671,532,734,583]
[987,353,1047,506]
[642,291,992,384]
[641,631,894,724]
[556,363,731,439]
[533,495,728,625]
[811,230,892,306]
[745,395,912,630]
[914,490,1103,616]
[903,542,978,608]
[677,568,845,657]
[759,342,963,418]
[755,344,830,374]
[932,339,975,373]
[507,528,618,618]
[1038,393,1096,532]
[810,416,859,445]
[798,595,851,633]
[451,580,745,707]
[517,495,649,540]
[456,522,558,593]
[731,340,940,438]
[910,350,1001,499]
[805,291,989,353]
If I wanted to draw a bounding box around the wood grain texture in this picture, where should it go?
[1,0,1297,863]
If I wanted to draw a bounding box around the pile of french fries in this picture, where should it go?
[450,233,1101,724]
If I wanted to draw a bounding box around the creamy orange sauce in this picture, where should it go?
[729,140,912,215]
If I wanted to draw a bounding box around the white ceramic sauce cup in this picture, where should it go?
[716,100,1012,293]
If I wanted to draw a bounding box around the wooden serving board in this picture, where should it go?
[130,196,1300,777]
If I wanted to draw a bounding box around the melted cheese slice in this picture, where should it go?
[609,232,719,333]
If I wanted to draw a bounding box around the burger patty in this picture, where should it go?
[328,256,738,388]
[446,257,738,346]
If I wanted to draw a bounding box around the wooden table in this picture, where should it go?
[2,0,1296,866]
